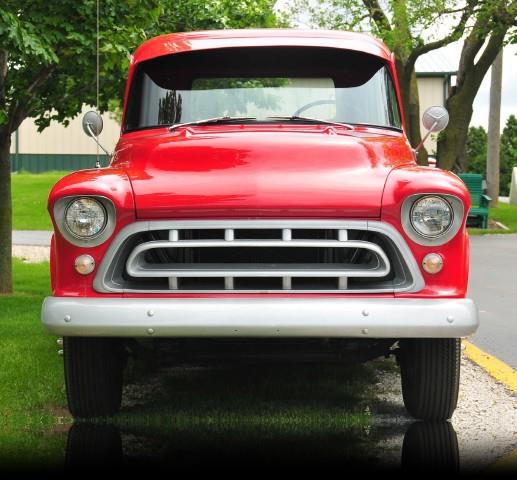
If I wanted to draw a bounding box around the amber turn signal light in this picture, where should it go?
[422,253,443,274]
[74,255,95,275]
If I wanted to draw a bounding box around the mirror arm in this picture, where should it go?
[413,120,438,155]
[85,122,112,158]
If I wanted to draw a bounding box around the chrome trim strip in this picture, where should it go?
[42,297,478,338]
[125,239,390,278]
[93,220,425,294]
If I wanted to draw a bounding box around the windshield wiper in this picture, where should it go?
[267,116,354,130]
[169,116,257,131]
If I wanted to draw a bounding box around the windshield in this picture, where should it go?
[125,47,402,131]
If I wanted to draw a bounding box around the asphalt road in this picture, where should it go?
[468,234,517,369]
[10,229,517,369]
[12,230,52,246]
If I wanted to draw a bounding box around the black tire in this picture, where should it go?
[399,338,460,421]
[401,422,459,472]
[64,337,125,418]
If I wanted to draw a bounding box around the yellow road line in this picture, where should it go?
[463,340,517,392]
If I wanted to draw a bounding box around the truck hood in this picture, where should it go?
[115,126,414,219]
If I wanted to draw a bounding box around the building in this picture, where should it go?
[415,48,457,154]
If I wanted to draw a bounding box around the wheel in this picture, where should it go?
[401,422,459,472]
[64,337,126,418]
[398,338,460,421]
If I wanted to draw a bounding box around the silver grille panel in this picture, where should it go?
[94,220,424,294]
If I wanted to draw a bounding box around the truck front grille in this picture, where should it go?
[94,220,423,293]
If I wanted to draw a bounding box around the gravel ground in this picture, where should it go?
[373,349,517,473]
[12,245,50,263]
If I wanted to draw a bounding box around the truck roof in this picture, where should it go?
[132,29,392,65]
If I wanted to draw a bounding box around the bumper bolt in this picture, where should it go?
[447,315,455,323]
[147,328,155,335]
[57,338,63,346]
[362,310,369,317]
[147,310,155,317]
[361,328,369,335]
[58,349,64,356]
[64,315,71,323]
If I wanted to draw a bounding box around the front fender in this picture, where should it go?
[381,166,471,298]
[48,168,135,296]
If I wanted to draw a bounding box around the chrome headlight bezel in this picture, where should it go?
[54,195,116,247]
[401,194,464,246]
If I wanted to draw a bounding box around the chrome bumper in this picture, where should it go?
[42,297,478,338]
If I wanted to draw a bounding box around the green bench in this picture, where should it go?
[457,173,491,228]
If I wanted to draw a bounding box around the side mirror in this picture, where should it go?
[414,106,449,155]
[81,110,110,160]
[82,110,104,137]
[422,106,449,132]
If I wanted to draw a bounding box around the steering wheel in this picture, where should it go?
[293,99,337,117]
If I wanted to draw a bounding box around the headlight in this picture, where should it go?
[65,197,107,238]
[410,195,453,238]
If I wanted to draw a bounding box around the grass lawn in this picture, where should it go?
[468,203,517,235]
[11,171,67,230]
[0,259,67,468]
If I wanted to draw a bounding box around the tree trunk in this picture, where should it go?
[0,132,12,294]
[396,58,427,165]
[408,69,428,166]
[437,90,475,171]
[487,49,503,207]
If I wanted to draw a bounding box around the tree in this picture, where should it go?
[464,117,517,197]
[287,0,479,165]
[437,1,516,171]
[0,0,281,293]
[465,125,487,173]
[486,49,503,207]
[500,114,517,196]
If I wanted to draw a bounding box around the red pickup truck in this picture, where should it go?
[42,29,478,420]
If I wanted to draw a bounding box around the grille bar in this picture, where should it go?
[125,235,391,290]
[93,220,424,294]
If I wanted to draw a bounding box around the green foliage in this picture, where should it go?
[500,114,517,196]
[465,125,487,174]
[163,0,282,32]
[0,0,281,134]
[287,0,473,56]
[466,116,517,196]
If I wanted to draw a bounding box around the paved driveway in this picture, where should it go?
[468,234,517,369]
[12,230,52,246]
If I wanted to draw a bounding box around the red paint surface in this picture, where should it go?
[114,125,414,219]
[48,30,470,299]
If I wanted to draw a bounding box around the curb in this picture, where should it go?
[463,340,517,473]
[463,340,517,392]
